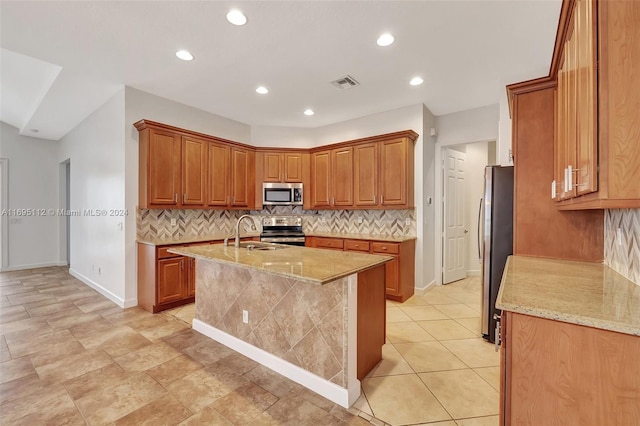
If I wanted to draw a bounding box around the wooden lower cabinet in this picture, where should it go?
[308,236,415,302]
[500,311,640,426]
[138,242,198,313]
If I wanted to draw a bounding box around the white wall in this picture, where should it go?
[498,91,513,166]
[123,87,253,303]
[250,126,315,148]
[422,105,437,289]
[434,104,499,284]
[57,89,128,305]
[463,141,489,275]
[0,122,60,270]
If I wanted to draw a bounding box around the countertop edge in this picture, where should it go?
[496,255,640,337]
[168,247,392,285]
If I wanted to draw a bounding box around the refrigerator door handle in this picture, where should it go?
[477,197,483,260]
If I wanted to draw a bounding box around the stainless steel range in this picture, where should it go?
[260,216,305,246]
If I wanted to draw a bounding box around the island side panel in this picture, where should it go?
[357,264,386,380]
[195,261,349,386]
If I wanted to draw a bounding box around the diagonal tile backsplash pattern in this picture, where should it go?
[137,206,416,242]
[605,208,640,285]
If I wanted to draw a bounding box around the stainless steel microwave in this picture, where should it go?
[262,182,303,206]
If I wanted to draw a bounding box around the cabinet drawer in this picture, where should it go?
[344,239,370,252]
[371,242,399,255]
[157,246,183,259]
[315,237,344,250]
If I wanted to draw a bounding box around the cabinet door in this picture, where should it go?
[157,257,186,304]
[182,136,207,206]
[283,153,303,182]
[148,129,181,206]
[263,152,282,182]
[230,147,253,207]
[208,142,230,206]
[380,138,409,206]
[332,147,354,207]
[311,151,332,208]
[354,143,378,207]
[384,256,400,296]
[575,0,597,196]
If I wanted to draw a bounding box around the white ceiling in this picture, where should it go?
[0,1,561,141]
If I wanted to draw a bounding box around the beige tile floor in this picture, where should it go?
[0,267,498,426]
[357,276,501,426]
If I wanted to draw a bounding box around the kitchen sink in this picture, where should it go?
[237,241,288,251]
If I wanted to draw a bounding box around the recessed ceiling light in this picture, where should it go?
[377,33,395,47]
[304,109,315,116]
[410,77,424,86]
[256,86,269,94]
[175,50,194,61]
[226,9,247,26]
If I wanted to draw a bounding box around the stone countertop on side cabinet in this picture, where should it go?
[306,231,416,243]
[169,244,392,285]
[137,232,261,246]
[496,255,640,336]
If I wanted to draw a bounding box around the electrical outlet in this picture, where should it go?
[170,218,177,226]
[405,218,411,225]
[242,310,249,324]
[357,216,363,224]
[617,228,623,247]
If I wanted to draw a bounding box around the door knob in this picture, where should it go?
[464,229,469,234]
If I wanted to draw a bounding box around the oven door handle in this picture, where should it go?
[260,237,306,243]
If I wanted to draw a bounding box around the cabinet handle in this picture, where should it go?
[174,193,178,203]
[381,195,384,204]
[181,259,184,270]
[373,195,376,204]
[183,193,186,203]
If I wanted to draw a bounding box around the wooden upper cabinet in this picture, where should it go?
[551,0,640,209]
[380,137,413,207]
[207,142,230,206]
[182,136,207,206]
[230,147,255,207]
[283,153,303,182]
[263,152,282,182]
[311,150,332,208]
[332,147,354,206]
[354,143,378,207]
[136,120,256,210]
[311,131,417,210]
[259,151,304,183]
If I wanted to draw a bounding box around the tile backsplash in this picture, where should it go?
[137,206,416,241]
[605,209,640,285]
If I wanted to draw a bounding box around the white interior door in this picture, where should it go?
[443,148,467,284]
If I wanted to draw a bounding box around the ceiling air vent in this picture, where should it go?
[331,75,359,89]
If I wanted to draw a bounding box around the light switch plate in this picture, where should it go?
[617,228,623,246]
[405,218,411,225]
[357,216,363,224]
[170,218,177,226]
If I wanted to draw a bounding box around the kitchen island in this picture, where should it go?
[168,243,391,408]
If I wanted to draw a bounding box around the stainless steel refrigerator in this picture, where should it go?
[480,166,513,343]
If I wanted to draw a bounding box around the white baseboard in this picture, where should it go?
[69,268,136,308]
[414,280,436,296]
[193,319,358,408]
[466,270,481,276]
[0,261,68,272]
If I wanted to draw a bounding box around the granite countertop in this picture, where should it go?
[306,231,416,243]
[169,244,392,285]
[137,232,261,246]
[496,255,640,336]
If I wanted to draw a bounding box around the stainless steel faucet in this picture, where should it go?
[224,214,259,247]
